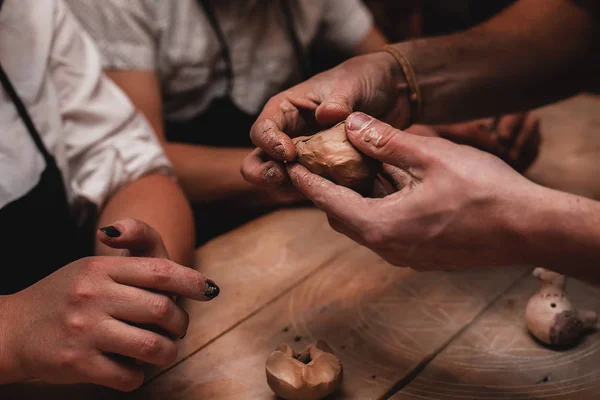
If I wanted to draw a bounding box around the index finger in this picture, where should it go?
[285,163,373,233]
[107,257,220,301]
[250,96,301,162]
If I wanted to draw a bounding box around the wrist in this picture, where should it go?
[0,294,28,383]
[510,184,600,279]
[364,50,412,129]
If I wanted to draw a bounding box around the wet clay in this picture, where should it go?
[266,340,343,400]
[525,268,597,347]
[293,121,381,193]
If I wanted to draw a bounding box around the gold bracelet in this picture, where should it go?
[383,44,422,128]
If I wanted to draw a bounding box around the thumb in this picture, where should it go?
[315,92,354,126]
[97,218,170,259]
[345,112,431,169]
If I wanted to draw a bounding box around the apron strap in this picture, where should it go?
[279,0,312,81]
[197,0,312,97]
[0,64,54,164]
[199,0,234,95]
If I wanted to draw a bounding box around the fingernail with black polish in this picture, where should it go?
[100,225,121,238]
[205,280,220,299]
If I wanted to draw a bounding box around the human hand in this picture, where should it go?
[409,113,541,172]
[3,220,219,391]
[241,51,406,192]
[285,112,541,270]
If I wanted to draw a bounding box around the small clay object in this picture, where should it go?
[293,121,381,193]
[525,268,597,347]
[266,340,343,400]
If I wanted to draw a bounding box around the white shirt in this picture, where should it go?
[0,0,171,217]
[66,0,374,121]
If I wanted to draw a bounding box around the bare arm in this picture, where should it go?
[395,0,600,124]
[351,26,389,55]
[95,173,195,266]
[105,70,290,207]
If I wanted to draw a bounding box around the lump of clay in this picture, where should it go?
[525,267,597,347]
[266,340,343,400]
[293,121,381,193]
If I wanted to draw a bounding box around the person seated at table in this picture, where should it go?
[0,0,219,392]
[66,0,539,245]
[242,0,600,282]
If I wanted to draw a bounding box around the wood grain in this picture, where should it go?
[136,242,527,400]
[392,273,600,400]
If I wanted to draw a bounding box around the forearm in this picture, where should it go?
[95,174,195,266]
[165,143,278,207]
[0,296,27,383]
[515,185,600,282]
[392,0,598,124]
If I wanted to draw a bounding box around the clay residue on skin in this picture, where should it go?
[293,122,381,193]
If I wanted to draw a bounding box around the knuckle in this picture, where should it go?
[361,221,390,249]
[57,349,80,370]
[139,335,163,359]
[150,296,173,321]
[128,218,147,237]
[148,259,173,285]
[116,370,145,392]
[64,313,87,334]
[69,281,95,305]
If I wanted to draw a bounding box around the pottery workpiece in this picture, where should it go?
[293,121,381,193]
[525,268,597,347]
[266,340,343,400]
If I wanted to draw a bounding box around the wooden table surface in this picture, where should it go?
[3,207,600,400]
[4,94,600,399]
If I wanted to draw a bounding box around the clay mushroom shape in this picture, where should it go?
[293,121,381,194]
[266,340,343,400]
[525,267,597,347]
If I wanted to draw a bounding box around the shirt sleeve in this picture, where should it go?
[51,0,172,213]
[319,0,374,53]
[64,0,158,70]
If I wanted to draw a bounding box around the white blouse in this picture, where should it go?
[0,0,171,217]
[66,0,374,121]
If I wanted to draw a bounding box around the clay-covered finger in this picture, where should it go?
[98,218,169,258]
[107,258,220,301]
[250,95,303,162]
[510,114,540,164]
[286,163,374,233]
[240,148,290,188]
[107,285,189,339]
[496,113,525,145]
[96,319,178,367]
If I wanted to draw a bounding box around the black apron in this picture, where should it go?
[166,0,311,244]
[0,47,88,293]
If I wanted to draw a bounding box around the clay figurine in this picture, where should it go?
[266,340,343,400]
[293,121,381,193]
[525,267,597,347]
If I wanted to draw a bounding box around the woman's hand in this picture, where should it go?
[1,220,219,391]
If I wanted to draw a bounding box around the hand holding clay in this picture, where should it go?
[525,267,597,347]
[293,121,381,193]
[266,340,343,400]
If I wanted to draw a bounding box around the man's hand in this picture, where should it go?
[241,51,407,192]
[1,220,219,391]
[285,112,541,271]
[408,113,541,173]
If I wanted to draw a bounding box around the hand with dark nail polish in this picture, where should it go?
[99,225,121,238]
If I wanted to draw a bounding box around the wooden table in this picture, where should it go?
[3,206,600,400]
